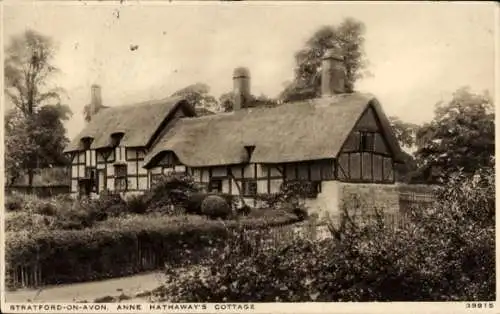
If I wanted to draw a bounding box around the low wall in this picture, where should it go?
[338,182,400,215]
[305,181,435,226]
[306,181,340,221]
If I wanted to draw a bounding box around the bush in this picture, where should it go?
[5,212,57,232]
[201,195,232,220]
[184,193,207,215]
[144,174,202,213]
[5,193,25,211]
[125,194,148,215]
[236,204,252,216]
[159,168,495,302]
[5,213,299,288]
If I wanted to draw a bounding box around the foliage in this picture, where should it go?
[5,213,299,288]
[144,173,203,214]
[5,212,57,233]
[3,191,127,231]
[4,29,72,186]
[160,170,494,301]
[184,193,208,215]
[389,116,419,150]
[5,193,25,211]
[219,92,279,112]
[201,195,232,220]
[171,83,220,113]
[280,18,368,102]
[413,87,494,183]
[124,194,148,214]
[255,180,313,221]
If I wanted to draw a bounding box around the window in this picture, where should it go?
[360,132,375,152]
[209,179,223,193]
[114,164,128,191]
[242,180,257,196]
[81,137,93,150]
[85,167,97,192]
[159,152,179,168]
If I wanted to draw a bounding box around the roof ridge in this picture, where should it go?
[99,95,184,111]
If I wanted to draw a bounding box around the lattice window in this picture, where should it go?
[242,180,257,196]
[114,164,128,191]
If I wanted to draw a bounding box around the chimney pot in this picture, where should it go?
[321,49,346,96]
[232,67,251,110]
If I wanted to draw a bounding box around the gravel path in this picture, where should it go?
[4,271,167,303]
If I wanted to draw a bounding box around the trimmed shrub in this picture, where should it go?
[5,213,299,288]
[201,195,232,220]
[184,193,207,215]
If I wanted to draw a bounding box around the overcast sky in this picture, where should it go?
[3,2,496,140]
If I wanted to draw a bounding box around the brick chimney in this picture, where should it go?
[321,49,345,96]
[232,67,251,110]
[88,84,102,121]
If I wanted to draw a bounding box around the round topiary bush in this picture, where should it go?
[184,193,207,215]
[201,195,232,220]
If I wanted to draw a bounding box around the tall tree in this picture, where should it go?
[389,116,420,150]
[280,18,369,102]
[413,87,494,183]
[4,29,71,187]
[171,83,220,114]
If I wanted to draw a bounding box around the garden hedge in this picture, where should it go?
[5,213,299,288]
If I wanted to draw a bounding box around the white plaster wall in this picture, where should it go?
[222,179,231,193]
[138,176,148,190]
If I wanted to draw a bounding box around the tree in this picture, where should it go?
[389,116,419,150]
[219,92,279,112]
[4,29,71,187]
[413,87,494,183]
[280,18,369,102]
[171,83,221,113]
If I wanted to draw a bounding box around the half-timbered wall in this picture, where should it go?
[69,146,148,194]
[148,151,187,188]
[124,147,148,191]
[336,106,395,184]
[187,163,286,196]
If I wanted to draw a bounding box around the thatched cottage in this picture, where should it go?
[65,49,406,218]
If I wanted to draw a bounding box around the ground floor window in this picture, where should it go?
[241,179,257,196]
[209,179,223,193]
[114,164,128,191]
[282,179,321,199]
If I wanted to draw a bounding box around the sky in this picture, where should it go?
[2,1,497,140]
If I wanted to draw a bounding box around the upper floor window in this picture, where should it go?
[81,137,93,150]
[110,132,124,148]
[360,132,375,152]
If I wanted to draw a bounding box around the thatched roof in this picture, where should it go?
[65,96,193,152]
[144,93,404,168]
